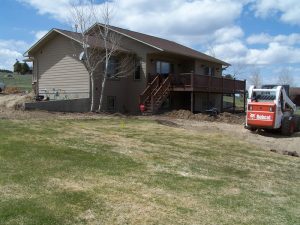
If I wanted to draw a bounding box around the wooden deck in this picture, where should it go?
[170,73,246,93]
[144,74,247,113]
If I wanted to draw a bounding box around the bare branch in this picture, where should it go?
[69,0,137,112]
[248,65,262,87]
[277,68,294,86]
[231,63,247,79]
[207,44,216,58]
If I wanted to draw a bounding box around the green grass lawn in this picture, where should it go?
[0,72,32,92]
[223,95,245,110]
[0,116,299,225]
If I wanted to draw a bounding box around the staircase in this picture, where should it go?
[139,75,171,114]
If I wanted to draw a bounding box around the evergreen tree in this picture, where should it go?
[224,74,234,79]
[20,62,30,75]
[13,60,21,74]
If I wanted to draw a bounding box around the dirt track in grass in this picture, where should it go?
[153,116,300,156]
[1,105,299,156]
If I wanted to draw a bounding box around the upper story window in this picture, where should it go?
[134,61,141,80]
[156,61,174,75]
[204,66,215,76]
[106,57,119,78]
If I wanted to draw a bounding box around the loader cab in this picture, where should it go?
[246,85,298,133]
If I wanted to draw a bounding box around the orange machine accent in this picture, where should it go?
[247,102,276,128]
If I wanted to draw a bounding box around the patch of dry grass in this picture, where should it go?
[0,93,33,109]
[0,116,299,225]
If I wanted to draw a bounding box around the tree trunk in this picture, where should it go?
[98,76,107,112]
[90,72,95,112]
[98,57,109,112]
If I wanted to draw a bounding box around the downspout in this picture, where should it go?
[222,65,229,74]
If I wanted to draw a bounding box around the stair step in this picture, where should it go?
[140,79,171,114]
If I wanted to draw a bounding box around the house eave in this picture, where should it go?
[87,23,164,52]
[23,29,83,57]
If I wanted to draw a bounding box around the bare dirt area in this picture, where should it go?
[1,96,299,157]
[156,110,300,156]
[164,109,245,124]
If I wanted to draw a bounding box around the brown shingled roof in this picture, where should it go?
[55,29,128,51]
[25,24,230,66]
[96,23,230,66]
[25,28,127,55]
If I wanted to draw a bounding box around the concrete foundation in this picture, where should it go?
[25,98,90,112]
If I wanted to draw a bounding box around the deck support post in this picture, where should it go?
[233,78,236,114]
[221,93,223,113]
[191,92,194,113]
[233,93,236,114]
[207,92,210,110]
[243,79,246,113]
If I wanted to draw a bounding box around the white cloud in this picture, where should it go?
[34,30,49,40]
[0,49,23,70]
[18,0,71,22]
[113,1,244,49]
[252,0,300,26]
[19,0,244,45]
[113,0,244,43]
[213,26,244,44]
[247,33,300,45]
[0,40,30,70]
[246,33,272,44]
[246,42,300,64]
[213,41,300,65]
[211,41,249,63]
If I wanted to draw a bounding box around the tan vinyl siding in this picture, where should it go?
[195,60,222,76]
[91,35,156,113]
[35,34,89,100]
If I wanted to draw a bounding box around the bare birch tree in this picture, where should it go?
[248,66,262,87]
[231,63,247,79]
[70,0,137,112]
[207,44,216,58]
[70,0,102,111]
[95,2,137,112]
[277,68,294,86]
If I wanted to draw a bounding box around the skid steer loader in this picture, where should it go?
[245,85,300,136]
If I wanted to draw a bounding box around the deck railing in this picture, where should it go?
[170,73,245,93]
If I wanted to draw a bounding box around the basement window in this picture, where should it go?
[107,96,116,111]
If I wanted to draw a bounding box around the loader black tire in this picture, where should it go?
[245,125,257,132]
[294,115,300,132]
[281,116,295,136]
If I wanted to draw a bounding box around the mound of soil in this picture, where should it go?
[0,93,34,110]
[164,110,245,124]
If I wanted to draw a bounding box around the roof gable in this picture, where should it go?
[25,28,129,56]
[24,29,83,56]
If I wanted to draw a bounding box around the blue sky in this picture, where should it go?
[0,0,299,86]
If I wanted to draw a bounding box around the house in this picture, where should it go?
[24,23,246,113]
[290,87,300,106]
